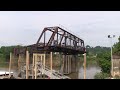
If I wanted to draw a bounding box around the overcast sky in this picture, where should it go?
[0,11,120,47]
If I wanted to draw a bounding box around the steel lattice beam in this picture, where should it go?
[14,26,85,55]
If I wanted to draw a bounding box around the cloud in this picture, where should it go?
[0,11,120,47]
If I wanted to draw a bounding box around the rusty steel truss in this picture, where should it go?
[14,26,85,55]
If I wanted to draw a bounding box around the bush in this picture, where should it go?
[97,52,111,74]
[94,72,110,79]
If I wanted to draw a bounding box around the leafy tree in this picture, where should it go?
[97,51,111,73]
[113,36,120,55]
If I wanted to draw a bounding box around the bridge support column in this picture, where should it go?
[17,54,20,77]
[63,55,66,74]
[32,54,35,79]
[9,52,12,78]
[75,55,79,73]
[59,52,62,73]
[50,52,53,79]
[32,53,46,79]
[61,54,79,75]
[68,56,70,73]
[65,56,67,74]
[35,54,37,79]
[84,53,86,79]
[17,53,26,78]
[62,55,72,74]
[71,55,79,73]
[69,55,72,73]
[71,55,75,73]
[26,51,29,79]
[68,55,71,74]
[64,55,68,74]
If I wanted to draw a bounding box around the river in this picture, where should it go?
[0,61,101,79]
[79,64,101,79]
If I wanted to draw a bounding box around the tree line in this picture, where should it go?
[0,45,21,62]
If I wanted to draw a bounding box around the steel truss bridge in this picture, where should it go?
[14,26,85,55]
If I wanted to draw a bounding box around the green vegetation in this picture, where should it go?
[86,45,111,67]
[94,72,110,79]
[0,45,22,63]
[92,36,120,79]
[86,45,110,56]
[94,52,111,79]
[113,36,120,55]
[79,45,110,66]
[97,52,111,73]
[86,45,111,79]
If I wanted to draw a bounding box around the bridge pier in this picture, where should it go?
[61,54,79,75]
[32,53,46,79]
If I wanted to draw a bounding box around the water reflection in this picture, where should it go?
[79,63,101,79]
[0,61,101,79]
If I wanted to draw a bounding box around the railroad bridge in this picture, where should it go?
[13,26,86,79]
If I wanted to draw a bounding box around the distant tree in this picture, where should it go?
[0,45,22,62]
[113,36,120,55]
[86,45,91,48]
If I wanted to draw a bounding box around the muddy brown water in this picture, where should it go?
[79,64,101,79]
[0,61,101,79]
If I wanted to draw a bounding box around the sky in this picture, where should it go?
[0,11,120,47]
